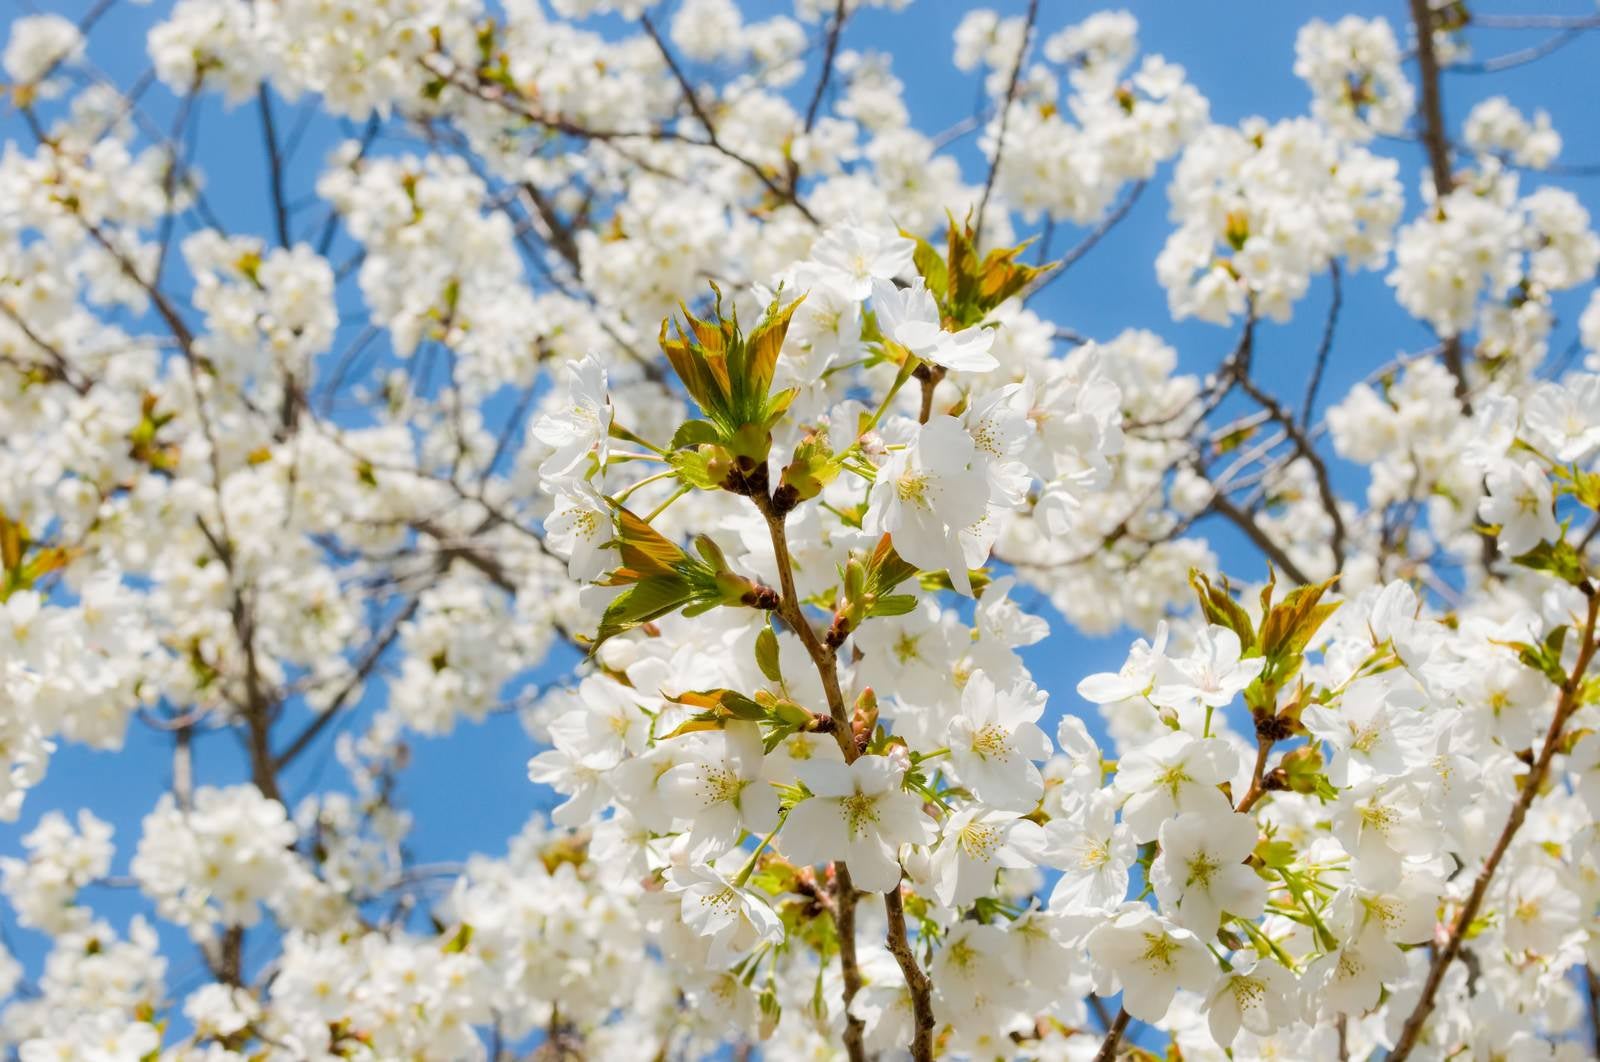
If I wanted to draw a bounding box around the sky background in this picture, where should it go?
[5,0,1600,1047]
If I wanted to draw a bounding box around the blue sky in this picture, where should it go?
[5,0,1600,1039]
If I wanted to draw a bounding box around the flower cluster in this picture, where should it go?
[1,2,1598,1061]
[1158,117,1402,323]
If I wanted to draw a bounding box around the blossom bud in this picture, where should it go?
[852,688,878,749]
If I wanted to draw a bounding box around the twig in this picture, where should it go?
[1453,26,1591,73]
[1208,493,1313,586]
[258,85,291,249]
[973,0,1040,243]
[1092,1007,1132,1062]
[1407,0,1472,415]
[1300,262,1341,425]
[1024,181,1146,304]
[1387,584,1600,1060]
[636,17,819,224]
[802,0,849,134]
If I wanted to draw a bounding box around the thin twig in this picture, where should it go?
[258,85,291,249]
[1387,584,1600,1060]
[802,0,849,134]
[1024,181,1146,304]
[1300,262,1341,425]
[973,0,1040,243]
[1092,1007,1132,1062]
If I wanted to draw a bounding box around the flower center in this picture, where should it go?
[959,821,1001,861]
[896,469,931,505]
[841,792,880,839]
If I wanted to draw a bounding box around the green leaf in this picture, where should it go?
[609,506,690,580]
[670,419,723,450]
[756,626,783,684]
[441,923,474,953]
[904,230,948,301]
[1255,838,1297,870]
[668,447,721,490]
[669,688,769,721]
[1190,570,1257,654]
[1259,576,1340,661]
[866,593,918,618]
[1519,625,1571,686]
[593,575,699,649]
[1511,538,1588,587]
[742,293,805,407]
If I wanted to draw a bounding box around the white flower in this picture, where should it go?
[533,355,613,483]
[665,864,784,968]
[1522,375,1600,463]
[1077,620,1169,703]
[1149,624,1265,715]
[1086,903,1217,1024]
[946,671,1051,810]
[871,277,998,372]
[781,755,935,893]
[1112,732,1238,843]
[1300,674,1428,786]
[1037,791,1135,914]
[545,675,650,768]
[804,225,916,301]
[1500,863,1581,955]
[658,722,779,857]
[1150,811,1266,937]
[1571,730,1600,817]
[527,744,612,828]
[1203,958,1296,1048]
[1053,714,1103,799]
[3,14,82,85]
[545,482,614,581]
[1304,923,1407,1017]
[864,415,989,595]
[1478,459,1559,557]
[928,807,1044,907]
[1332,778,1440,888]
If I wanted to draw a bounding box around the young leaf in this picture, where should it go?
[756,625,784,685]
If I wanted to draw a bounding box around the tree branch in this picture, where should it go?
[258,85,291,249]
[973,0,1040,243]
[802,0,849,134]
[1092,1006,1131,1061]
[1387,583,1600,1060]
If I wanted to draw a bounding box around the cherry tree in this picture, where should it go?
[2,1,1600,1059]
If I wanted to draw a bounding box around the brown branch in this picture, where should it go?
[752,496,867,1061]
[258,85,291,248]
[636,16,819,224]
[1233,733,1274,815]
[0,302,92,394]
[1091,1006,1131,1061]
[1207,492,1313,586]
[520,181,583,274]
[883,885,935,1062]
[1407,0,1473,416]
[802,0,849,134]
[832,862,866,1062]
[1586,965,1600,1058]
[1387,583,1600,1060]
[973,0,1040,243]
[1453,27,1593,73]
[1300,262,1341,425]
[1233,371,1346,571]
[196,514,282,804]
[273,592,423,771]
[1024,180,1146,304]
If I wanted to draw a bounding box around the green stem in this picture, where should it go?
[734,809,788,887]
[612,468,676,504]
[644,484,692,522]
